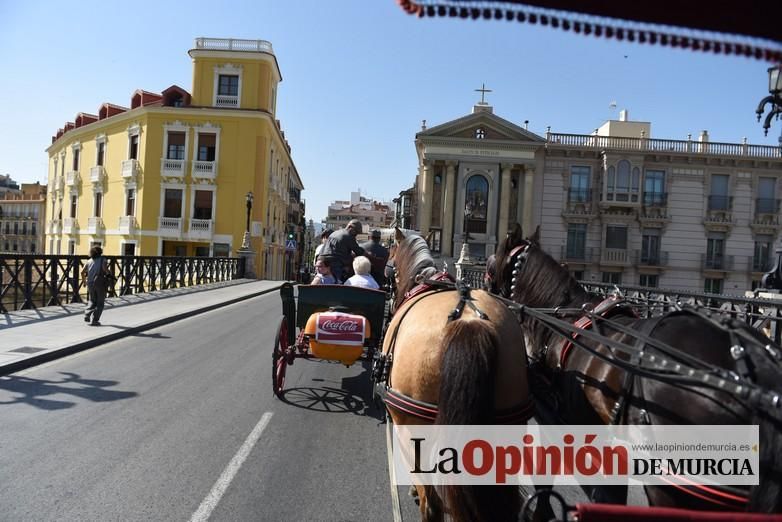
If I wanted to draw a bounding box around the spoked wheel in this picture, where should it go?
[272,316,289,398]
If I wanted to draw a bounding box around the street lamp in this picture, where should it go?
[241,191,253,250]
[755,64,782,137]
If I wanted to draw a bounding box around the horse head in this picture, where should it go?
[392,227,437,310]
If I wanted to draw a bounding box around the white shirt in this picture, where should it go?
[344,273,379,289]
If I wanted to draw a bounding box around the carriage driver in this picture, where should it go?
[318,219,369,283]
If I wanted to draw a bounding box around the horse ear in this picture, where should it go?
[395,227,405,242]
[529,225,541,244]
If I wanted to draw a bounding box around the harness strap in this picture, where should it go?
[400,270,455,308]
[560,296,636,368]
[378,385,536,424]
[658,474,749,510]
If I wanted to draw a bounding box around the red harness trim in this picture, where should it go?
[658,473,749,509]
[559,296,636,368]
[400,270,455,307]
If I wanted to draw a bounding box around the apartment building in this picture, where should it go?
[411,102,782,293]
[0,181,47,254]
[44,38,303,279]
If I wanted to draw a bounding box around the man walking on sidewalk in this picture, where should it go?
[81,246,110,326]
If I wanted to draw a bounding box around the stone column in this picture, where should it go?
[419,160,433,236]
[522,165,535,234]
[497,163,513,241]
[442,161,457,257]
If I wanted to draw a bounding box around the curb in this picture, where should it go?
[0,283,284,376]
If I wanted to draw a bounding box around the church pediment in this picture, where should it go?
[417,110,545,143]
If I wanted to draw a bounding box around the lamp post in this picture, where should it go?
[755,64,782,138]
[241,191,253,250]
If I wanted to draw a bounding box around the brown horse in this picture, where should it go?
[494,226,782,514]
[378,228,533,522]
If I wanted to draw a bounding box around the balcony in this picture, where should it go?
[118,216,137,235]
[86,217,104,235]
[635,250,669,267]
[702,253,734,271]
[62,218,79,235]
[560,246,596,265]
[642,192,667,207]
[707,195,732,211]
[755,198,779,214]
[54,177,64,193]
[159,216,183,237]
[189,218,213,240]
[751,255,772,273]
[600,248,630,266]
[90,165,106,184]
[65,171,80,187]
[563,189,596,218]
[161,158,185,179]
[192,160,216,180]
[215,95,238,108]
[121,159,139,180]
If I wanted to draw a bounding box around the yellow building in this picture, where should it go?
[44,38,303,280]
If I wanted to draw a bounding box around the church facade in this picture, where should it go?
[412,102,782,294]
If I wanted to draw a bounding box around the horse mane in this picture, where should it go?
[494,223,524,296]
[511,243,587,310]
[394,233,436,306]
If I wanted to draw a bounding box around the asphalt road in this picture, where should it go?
[0,293,420,522]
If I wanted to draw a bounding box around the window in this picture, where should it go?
[430,229,442,253]
[167,132,186,160]
[197,134,216,162]
[572,270,584,281]
[30,243,35,253]
[22,222,27,235]
[754,235,773,271]
[464,175,488,234]
[126,189,136,216]
[704,278,723,294]
[431,172,442,228]
[72,148,80,171]
[123,243,136,256]
[639,274,658,288]
[569,166,591,202]
[96,141,106,166]
[602,272,622,284]
[213,243,230,257]
[164,189,183,218]
[757,177,777,213]
[194,246,210,257]
[31,222,36,236]
[68,240,76,255]
[193,190,213,220]
[566,223,587,259]
[709,174,730,210]
[644,170,666,206]
[94,192,102,217]
[13,222,18,235]
[218,74,239,96]
[706,233,725,269]
[641,229,660,264]
[606,160,640,202]
[605,226,627,249]
[129,134,139,160]
[70,195,77,218]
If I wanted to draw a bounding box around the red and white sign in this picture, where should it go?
[315,312,366,345]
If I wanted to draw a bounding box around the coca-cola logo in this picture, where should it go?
[322,319,360,332]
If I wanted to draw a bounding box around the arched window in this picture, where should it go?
[464,175,489,234]
[606,160,640,202]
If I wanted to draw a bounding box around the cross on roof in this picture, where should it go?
[475,83,492,104]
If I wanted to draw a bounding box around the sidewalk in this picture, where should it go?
[0,279,284,376]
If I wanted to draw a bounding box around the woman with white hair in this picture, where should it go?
[344,256,379,289]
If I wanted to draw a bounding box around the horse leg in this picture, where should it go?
[418,484,444,522]
[409,485,419,505]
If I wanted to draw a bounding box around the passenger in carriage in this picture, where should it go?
[361,229,389,287]
[319,219,367,283]
[344,256,380,289]
[310,257,338,285]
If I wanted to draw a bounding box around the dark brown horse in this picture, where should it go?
[379,228,533,521]
[495,226,782,514]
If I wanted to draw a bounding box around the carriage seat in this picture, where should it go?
[304,311,372,365]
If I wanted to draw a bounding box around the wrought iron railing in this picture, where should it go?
[0,255,245,312]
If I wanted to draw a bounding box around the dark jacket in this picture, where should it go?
[320,229,365,270]
[361,239,389,286]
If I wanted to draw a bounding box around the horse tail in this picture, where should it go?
[436,319,520,522]
[749,411,782,512]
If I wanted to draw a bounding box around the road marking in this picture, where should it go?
[190,411,274,522]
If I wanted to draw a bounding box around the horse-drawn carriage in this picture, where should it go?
[273,227,782,521]
[272,282,387,397]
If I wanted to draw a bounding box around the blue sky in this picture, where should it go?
[0,1,778,222]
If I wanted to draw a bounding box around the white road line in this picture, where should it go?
[190,411,274,522]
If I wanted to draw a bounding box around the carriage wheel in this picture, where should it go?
[272,316,289,398]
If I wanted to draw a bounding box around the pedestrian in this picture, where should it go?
[313,228,333,268]
[81,246,111,326]
[360,229,389,287]
[344,256,379,289]
[318,219,368,283]
[311,257,338,285]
